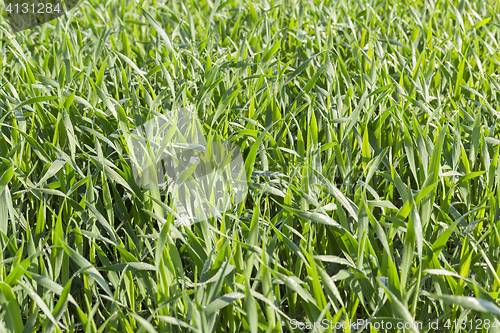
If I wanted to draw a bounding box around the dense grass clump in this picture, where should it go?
[1,0,500,331]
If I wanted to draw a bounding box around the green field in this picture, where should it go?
[1,0,500,331]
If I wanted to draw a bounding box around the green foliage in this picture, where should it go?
[1,0,500,331]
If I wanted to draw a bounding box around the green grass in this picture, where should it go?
[1,0,500,331]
